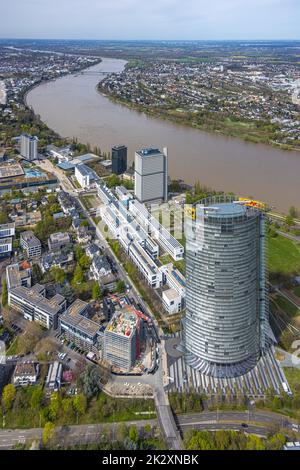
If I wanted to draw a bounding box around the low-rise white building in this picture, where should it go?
[13,362,39,386]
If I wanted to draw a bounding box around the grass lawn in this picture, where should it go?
[81,194,101,209]
[293,285,300,298]
[282,368,300,395]
[273,294,300,318]
[268,234,300,275]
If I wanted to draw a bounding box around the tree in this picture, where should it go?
[129,425,139,443]
[80,220,89,227]
[285,215,294,227]
[92,282,102,300]
[1,278,8,307]
[32,264,43,283]
[79,254,91,270]
[73,394,87,416]
[289,206,298,219]
[2,384,16,410]
[80,365,101,399]
[42,422,55,446]
[30,386,43,410]
[116,280,125,293]
[50,266,66,284]
[72,265,84,286]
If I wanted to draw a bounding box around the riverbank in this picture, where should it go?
[98,84,300,153]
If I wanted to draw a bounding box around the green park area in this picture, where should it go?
[272,294,300,318]
[268,234,300,276]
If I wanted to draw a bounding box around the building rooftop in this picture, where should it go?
[0,163,24,179]
[106,309,137,338]
[60,311,100,337]
[20,230,41,247]
[14,362,37,377]
[137,148,162,157]
[10,285,65,317]
[66,299,88,317]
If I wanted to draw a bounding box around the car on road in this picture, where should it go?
[241,423,248,428]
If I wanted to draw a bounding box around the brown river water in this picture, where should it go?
[26,57,300,213]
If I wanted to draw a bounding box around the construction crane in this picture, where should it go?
[108,294,152,357]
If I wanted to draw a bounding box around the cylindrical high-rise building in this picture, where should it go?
[184,196,268,378]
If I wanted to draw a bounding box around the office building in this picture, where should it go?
[20,231,41,258]
[75,164,98,188]
[129,199,184,261]
[20,134,38,161]
[6,262,31,290]
[134,147,168,203]
[8,284,66,329]
[0,223,15,239]
[103,309,138,372]
[0,237,12,257]
[184,196,269,378]
[111,145,127,175]
[59,300,100,353]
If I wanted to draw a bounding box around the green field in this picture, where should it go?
[273,294,300,318]
[268,235,300,275]
[282,368,300,395]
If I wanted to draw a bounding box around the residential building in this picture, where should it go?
[8,284,66,329]
[46,361,62,391]
[90,255,112,281]
[20,134,38,161]
[40,251,74,274]
[134,147,168,203]
[13,362,39,386]
[48,232,71,252]
[86,243,101,259]
[184,196,269,378]
[58,191,76,215]
[6,262,31,290]
[111,145,127,175]
[20,231,41,258]
[103,309,138,372]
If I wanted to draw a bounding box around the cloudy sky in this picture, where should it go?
[2,0,299,40]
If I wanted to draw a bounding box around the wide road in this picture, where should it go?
[1,409,299,449]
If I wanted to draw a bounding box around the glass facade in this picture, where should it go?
[184,196,268,377]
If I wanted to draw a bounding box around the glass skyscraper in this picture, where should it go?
[184,195,269,378]
[111,145,127,175]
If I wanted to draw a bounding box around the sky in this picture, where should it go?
[1,0,300,40]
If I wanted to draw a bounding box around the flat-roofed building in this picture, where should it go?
[162,288,183,315]
[0,222,15,238]
[75,163,98,188]
[46,361,62,391]
[20,134,38,161]
[20,230,41,258]
[0,237,12,257]
[60,301,100,353]
[111,145,127,175]
[103,309,138,372]
[48,232,71,252]
[0,163,24,180]
[6,262,31,290]
[134,147,168,203]
[8,284,66,329]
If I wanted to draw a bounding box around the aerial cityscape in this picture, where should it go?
[0,0,300,458]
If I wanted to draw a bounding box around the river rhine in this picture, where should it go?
[26,57,300,212]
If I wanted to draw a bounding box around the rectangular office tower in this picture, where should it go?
[20,134,38,161]
[134,147,168,203]
[111,145,127,175]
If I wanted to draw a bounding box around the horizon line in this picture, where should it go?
[1,37,300,42]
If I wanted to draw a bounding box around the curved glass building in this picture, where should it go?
[184,196,268,378]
